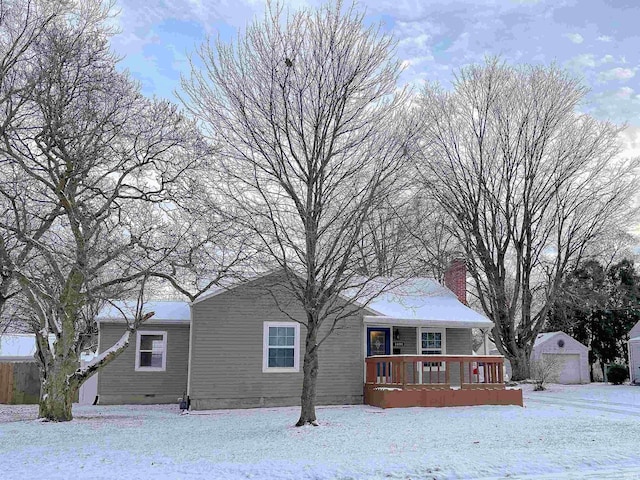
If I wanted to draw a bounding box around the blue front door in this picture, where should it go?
[367,327,391,356]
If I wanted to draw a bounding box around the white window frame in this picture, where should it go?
[135,330,167,372]
[418,327,447,371]
[263,322,300,373]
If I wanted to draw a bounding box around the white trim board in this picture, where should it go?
[98,318,190,325]
[186,305,194,397]
[363,316,493,329]
[262,321,300,373]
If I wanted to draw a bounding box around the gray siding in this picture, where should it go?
[446,328,472,354]
[393,327,416,354]
[97,323,189,404]
[189,274,364,409]
[447,328,472,385]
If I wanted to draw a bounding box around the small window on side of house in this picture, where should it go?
[135,331,167,372]
[263,322,300,373]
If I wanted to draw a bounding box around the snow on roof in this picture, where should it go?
[534,331,588,350]
[359,277,493,328]
[534,332,560,347]
[0,334,36,358]
[97,300,190,324]
[0,333,80,358]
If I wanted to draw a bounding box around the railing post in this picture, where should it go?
[445,358,450,386]
[366,359,375,385]
[459,360,465,389]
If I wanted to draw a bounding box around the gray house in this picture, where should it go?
[95,267,497,409]
[96,302,191,405]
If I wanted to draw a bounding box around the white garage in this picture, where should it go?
[628,320,640,385]
[532,332,589,384]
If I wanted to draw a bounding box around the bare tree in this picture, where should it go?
[354,192,460,279]
[530,356,561,391]
[0,0,70,317]
[181,1,417,425]
[417,58,639,380]
[0,0,217,421]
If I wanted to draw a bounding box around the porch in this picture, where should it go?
[364,355,523,408]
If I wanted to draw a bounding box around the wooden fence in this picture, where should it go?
[0,361,41,404]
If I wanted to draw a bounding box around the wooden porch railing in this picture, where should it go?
[365,355,506,390]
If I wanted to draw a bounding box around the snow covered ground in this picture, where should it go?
[1,384,640,479]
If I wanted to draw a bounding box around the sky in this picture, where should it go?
[110,0,640,156]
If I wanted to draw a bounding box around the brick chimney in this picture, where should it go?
[444,259,467,305]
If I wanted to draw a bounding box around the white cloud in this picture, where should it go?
[617,87,635,98]
[398,33,432,49]
[589,88,640,124]
[568,53,596,68]
[565,53,596,73]
[597,35,613,42]
[619,125,640,158]
[564,32,583,44]
[600,54,615,64]
[599,67,636,82]
[403,55,435,66]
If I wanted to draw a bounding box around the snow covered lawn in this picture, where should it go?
[2,384,640,479]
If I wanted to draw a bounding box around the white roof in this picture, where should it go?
[360,278,493,328]
[97,300,190,324]
[534,331,588,350]
[534,332,560,347]
[0,334,36,357]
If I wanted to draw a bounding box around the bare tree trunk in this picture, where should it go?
[296,323,319,427]
[508,348,532,381]
[35,324,137,422]
[38,355,78,422]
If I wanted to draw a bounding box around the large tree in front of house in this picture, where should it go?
[0,0,218,421]
[181,1,417,426]
[417,58,639,380]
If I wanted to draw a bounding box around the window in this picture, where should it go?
[420,328,446,369]
[135,331,167,372]
[263,322,300,372]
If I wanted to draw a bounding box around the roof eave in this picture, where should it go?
[97,318,191,325]
[363,315,493,329]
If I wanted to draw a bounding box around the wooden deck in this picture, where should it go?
[364,355,523,408]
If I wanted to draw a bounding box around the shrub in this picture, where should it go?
[530,357,561,391]
[607,364,629,385]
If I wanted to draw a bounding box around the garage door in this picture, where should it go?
[542,353,582,384]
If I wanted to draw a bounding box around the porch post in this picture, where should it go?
[482,329,489,355]
[416,326,422,384]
